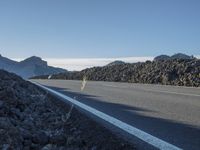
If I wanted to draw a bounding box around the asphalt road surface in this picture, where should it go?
[32,79,200,150]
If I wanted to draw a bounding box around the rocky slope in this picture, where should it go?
[32,58,200,87]
[154,53,194,61]
[0,55,66,78]
[0,70,134,150]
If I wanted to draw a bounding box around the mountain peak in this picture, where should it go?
[20,56,47,67]
[25,56,43,61]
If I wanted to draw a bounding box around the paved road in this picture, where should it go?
[32,79,200,150]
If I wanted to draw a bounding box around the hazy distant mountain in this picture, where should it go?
[0,55,66,78]
[107,60,125,66]
[171,53,194,60]
[154,53,195,61]
[154,55,171,61]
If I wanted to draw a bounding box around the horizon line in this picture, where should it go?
[13,56,153,71]
[13,55,200,71]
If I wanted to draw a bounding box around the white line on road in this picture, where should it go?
[32,82,182,150]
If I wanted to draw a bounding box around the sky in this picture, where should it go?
[0,0,200,70]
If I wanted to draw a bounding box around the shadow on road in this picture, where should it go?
[45,85,200,150]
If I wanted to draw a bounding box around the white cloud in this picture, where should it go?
[44,57,154,71]
[196,55,200,59]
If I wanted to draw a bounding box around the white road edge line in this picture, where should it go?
[32,81,182,150]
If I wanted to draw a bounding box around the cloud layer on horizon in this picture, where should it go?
[42,57,153,71]
[14,55,200,71]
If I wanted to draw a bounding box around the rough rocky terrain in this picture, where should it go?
[0,70,135,150]
[32,58,200,87]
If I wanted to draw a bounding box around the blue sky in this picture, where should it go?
[0,0,200,60]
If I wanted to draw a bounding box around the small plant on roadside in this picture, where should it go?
[61,104,74,122]
[81,76,87,91]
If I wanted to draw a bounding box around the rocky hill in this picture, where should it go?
[154,53,194,61]
[0,69,134,149]
[154,55,171,61]
[32,55,200,87]
[0,55,66,78]
[107,60,126,66]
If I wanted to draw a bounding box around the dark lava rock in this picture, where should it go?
[0,117,13,129]
[50,133,66,144]
[33,56,200,87]
[32,131,49,145]
[0,69,135,149]
[0,100,4,108]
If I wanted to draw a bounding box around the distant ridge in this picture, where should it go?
[0,55,66,78]
[107,60,125,66]
[154,55,171,61]
[154,53,195,61]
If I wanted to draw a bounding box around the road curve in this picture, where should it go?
[31,79,200,150]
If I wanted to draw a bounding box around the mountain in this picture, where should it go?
[107,60,126,66]
[154,53,195,61]
[171,53,194,60]
[154,55,171,61]
[0,55,66,78]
